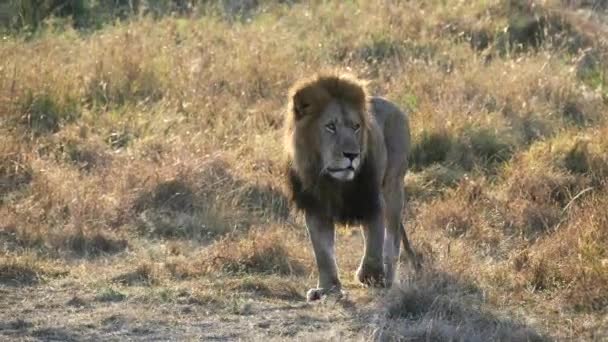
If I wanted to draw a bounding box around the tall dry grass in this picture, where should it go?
[1,0,607,339]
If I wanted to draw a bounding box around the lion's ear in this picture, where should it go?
[291,85,329,121]
[292,96,310,120]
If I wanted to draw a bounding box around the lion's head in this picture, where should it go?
[284,73,372,185]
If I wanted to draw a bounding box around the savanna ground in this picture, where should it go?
[1,0,608,340]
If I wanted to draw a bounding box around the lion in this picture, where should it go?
[284,72,419,301]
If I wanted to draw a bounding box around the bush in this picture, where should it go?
[203,228,306,276]
[20,91,79,135]
[409,130,459,170]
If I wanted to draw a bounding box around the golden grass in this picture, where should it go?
[202,227,309,276]
[0,254,65,286]
[1,0,607,340]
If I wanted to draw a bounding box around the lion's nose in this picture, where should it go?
[343,152,359,161]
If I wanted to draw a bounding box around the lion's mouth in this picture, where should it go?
[326,166,356,181]
[326,166,355,173]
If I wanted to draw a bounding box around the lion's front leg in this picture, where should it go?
[305,212,342,301]
[357,214,386,287]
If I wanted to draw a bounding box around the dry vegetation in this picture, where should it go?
[1,0,608,340]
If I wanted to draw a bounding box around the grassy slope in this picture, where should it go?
[1,0,608,340]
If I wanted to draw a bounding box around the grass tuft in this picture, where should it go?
[204,228,306,276]
[64,230,128,257]
[95,286,127,302]
[20,91,79,135]
[379,270,548,342]
[409,130,458,170]
[0,136,32,200]
[0,258,41,286]
[113,262,162,286]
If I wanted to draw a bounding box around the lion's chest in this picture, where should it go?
[287,158,382,224]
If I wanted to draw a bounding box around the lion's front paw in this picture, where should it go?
[356,263,386,287]
[306,286,344,302]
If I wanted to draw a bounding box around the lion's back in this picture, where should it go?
[369,96,411,179]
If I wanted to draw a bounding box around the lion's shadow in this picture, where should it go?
[249,267,550,340]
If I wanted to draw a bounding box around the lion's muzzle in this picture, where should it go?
[326,154,360,181]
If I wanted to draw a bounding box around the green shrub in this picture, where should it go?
[467,127,514,166]
[409,131,456,170]
[20,91,79,134]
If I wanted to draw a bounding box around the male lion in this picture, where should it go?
[284,72,419,301]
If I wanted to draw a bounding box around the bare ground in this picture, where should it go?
[1,284,368,341]
[2,275,548,342]
[0,233,556,342]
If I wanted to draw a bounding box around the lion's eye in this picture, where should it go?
[353,123,361,132]
[325,123,336,133]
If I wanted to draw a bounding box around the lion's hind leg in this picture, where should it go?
[382,183,403,288]
[356,213,386,287]
[383,179,420,287]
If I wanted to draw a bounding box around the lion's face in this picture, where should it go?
[318,101,363,181]
[286,73,371,186]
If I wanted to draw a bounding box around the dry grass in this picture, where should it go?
[0,255,65,286]
[203,227,308,276]
[1,0,608,340]
[376,270,548,342]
